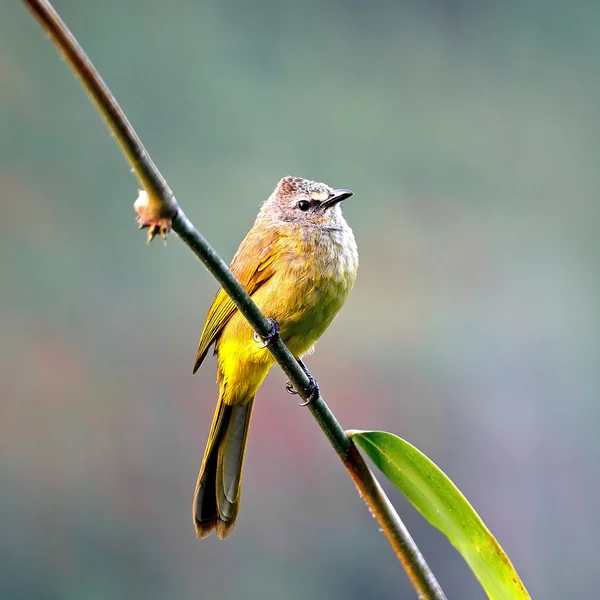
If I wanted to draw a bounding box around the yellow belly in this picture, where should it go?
[216,243,356,405]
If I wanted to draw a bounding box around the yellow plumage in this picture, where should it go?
[193,176,358,539]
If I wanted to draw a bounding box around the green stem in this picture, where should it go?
[21,0,175,214]
[22,1,447,598]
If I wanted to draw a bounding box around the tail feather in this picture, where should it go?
[193,395,254,539]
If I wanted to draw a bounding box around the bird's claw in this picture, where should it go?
[299,377,320,406]
[286,375,320,406]
[253,318,280,349]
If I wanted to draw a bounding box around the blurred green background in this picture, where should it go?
[2,0,599,598]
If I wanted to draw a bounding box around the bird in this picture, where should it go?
[192,175,358,539]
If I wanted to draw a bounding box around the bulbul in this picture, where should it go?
[192,176,358,539]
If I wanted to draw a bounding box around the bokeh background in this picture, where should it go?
[2,0,599,598]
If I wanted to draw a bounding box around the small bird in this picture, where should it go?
[193,176,358,539]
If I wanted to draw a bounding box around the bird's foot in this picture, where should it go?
[253,318,280,349]
[286,358,320,406]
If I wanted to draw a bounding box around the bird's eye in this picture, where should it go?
[297,200,310,211]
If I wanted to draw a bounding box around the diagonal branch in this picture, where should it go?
[21,1,447,598]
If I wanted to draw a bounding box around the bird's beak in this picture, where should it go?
[322,189,353,209]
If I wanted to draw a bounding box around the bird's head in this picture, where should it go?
[260,176,353,228]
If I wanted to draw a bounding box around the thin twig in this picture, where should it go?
[21,2,447,598]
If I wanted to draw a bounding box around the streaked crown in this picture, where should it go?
[275,176,333,202]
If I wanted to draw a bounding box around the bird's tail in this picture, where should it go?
[193,392,255,539]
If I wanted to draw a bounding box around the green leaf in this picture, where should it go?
[348,430,530,600]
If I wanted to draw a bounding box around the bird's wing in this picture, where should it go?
[193,227,278,373]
